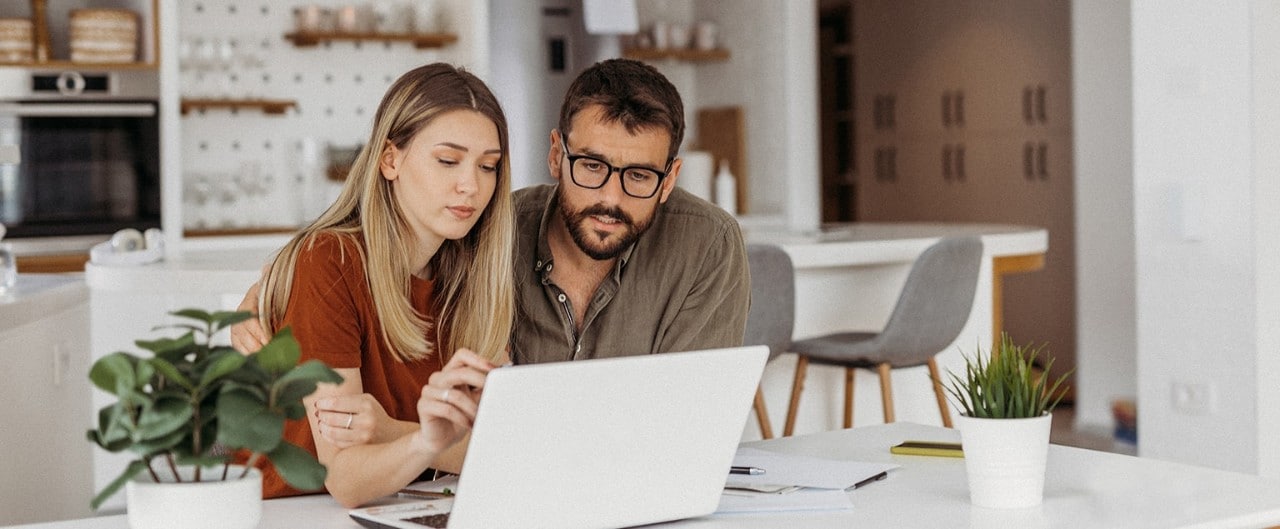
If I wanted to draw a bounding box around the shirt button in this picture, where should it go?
[575,344,582,354]
[535,260,543,269]
[557,293,567,303]
[546,263,553,272]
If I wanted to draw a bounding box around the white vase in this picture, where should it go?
[954,413,1052,509]
[126,465,262,529]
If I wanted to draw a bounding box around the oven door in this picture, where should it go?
[0,101,161,237]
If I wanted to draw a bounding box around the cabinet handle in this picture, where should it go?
[956,144,965,181]
[1023,142,1035,180]
[1038,142,1048,179]
[1036,85,1047,124]
[954,91,964,127]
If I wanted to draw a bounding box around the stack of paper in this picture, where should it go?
[716,447,899,514]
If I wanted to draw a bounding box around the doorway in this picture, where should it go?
[818,3,856,223]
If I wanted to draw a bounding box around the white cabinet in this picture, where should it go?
[0,279,93,525]
[851,0,1076,379]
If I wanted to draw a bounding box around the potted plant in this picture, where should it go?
[945,333,1071,509]
[86,309,341,529]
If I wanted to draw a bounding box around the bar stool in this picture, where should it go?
[743,244,794,439]
[782,236,983,435]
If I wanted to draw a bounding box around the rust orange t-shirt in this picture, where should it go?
[251,232,444,498]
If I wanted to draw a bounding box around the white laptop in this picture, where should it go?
[349,345,769,529]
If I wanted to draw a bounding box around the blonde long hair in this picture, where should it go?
[259,63,514,363]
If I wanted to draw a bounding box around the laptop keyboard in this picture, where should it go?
[403,512,451,528]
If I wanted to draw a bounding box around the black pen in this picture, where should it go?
[852,471,889,489]
[730,466,765,476]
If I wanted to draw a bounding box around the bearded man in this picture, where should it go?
[509,58,749,363]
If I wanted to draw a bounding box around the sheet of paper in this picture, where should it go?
[715,488,854,514]
[401,475,460,494]
[726,447,898,490]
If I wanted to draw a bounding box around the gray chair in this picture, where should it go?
[782,236,983,435]
[743,244,795,439]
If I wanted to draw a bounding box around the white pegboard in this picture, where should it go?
[175,0,481,231]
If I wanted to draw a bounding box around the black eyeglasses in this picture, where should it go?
[560,139,671,199]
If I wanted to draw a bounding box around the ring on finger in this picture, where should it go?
[442,388,451,404]
[344,412,354,429]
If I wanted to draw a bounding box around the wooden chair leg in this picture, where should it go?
[754,387,774,439]
[784,355,809,437]
[877,363,895,423]
[843,367,855,429]
[927,357,953,428]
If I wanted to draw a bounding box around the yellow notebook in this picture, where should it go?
[890,440,964,458]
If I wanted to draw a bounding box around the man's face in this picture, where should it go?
[548,105,682,261]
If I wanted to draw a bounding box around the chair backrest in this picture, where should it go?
[874,236,984,366]
[744,244,795,360]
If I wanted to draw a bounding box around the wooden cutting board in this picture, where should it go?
[696,106,747,214]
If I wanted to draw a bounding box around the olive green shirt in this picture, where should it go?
[511,184,750,364]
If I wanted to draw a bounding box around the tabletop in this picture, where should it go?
[11,422,1280,529]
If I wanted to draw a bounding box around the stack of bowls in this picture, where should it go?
[0,18,34,63]
[69,8,138,63]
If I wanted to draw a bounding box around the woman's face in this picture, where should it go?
[380,109,501,252]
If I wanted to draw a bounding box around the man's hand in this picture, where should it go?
[231,280,270,353]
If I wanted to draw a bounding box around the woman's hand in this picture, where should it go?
[314,393,410,449]
[230,280,270,354]
[413,349,497,455]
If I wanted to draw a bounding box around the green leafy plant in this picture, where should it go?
[945,333,1072,419]
[86,309,342,509]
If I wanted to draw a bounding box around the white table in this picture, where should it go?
[12,422,1280,529]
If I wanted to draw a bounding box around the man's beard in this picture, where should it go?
[557,189,654,261]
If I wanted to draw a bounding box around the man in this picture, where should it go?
[234,58,750,361]
[511,58,749,363]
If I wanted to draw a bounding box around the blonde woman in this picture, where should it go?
[242,63,514,507]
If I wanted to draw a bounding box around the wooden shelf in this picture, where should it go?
[0,60,157,70]
[622,48,730,62]
[284,31,458,49]
[184,227,297,238]
[181,98,298,116]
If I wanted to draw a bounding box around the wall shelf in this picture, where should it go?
[283,31,458,49]
[180,98,298,115]
[622,48,730,62]
[0,60,157,70]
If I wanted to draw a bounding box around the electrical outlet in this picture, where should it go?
[1171,380,1215,415]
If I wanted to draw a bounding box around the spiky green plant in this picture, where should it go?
[86,309,342,509]
[945,333,1072,419]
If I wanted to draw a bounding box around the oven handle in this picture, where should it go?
[0,103,156,118]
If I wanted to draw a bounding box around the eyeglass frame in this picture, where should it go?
[558,136,674,199]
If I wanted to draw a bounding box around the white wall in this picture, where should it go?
[1070,2,1137,434]
[1132,1,1259,473]
[692,0,819,230]
[1251,0,1280,478]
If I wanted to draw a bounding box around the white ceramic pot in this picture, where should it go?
[126,465,262,529]
[954,413,1052,509]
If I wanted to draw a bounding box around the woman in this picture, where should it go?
[246,63,514,508]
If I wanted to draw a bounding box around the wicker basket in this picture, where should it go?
[0,18,34,63]
[69,8,138,63]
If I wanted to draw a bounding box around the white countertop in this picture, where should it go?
[0,274,88,332]
[82,223,1047,294]
[743,222,1047,269]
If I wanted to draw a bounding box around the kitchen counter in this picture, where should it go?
[0,273,88,332]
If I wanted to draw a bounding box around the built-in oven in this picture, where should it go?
[0,68,160,238]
